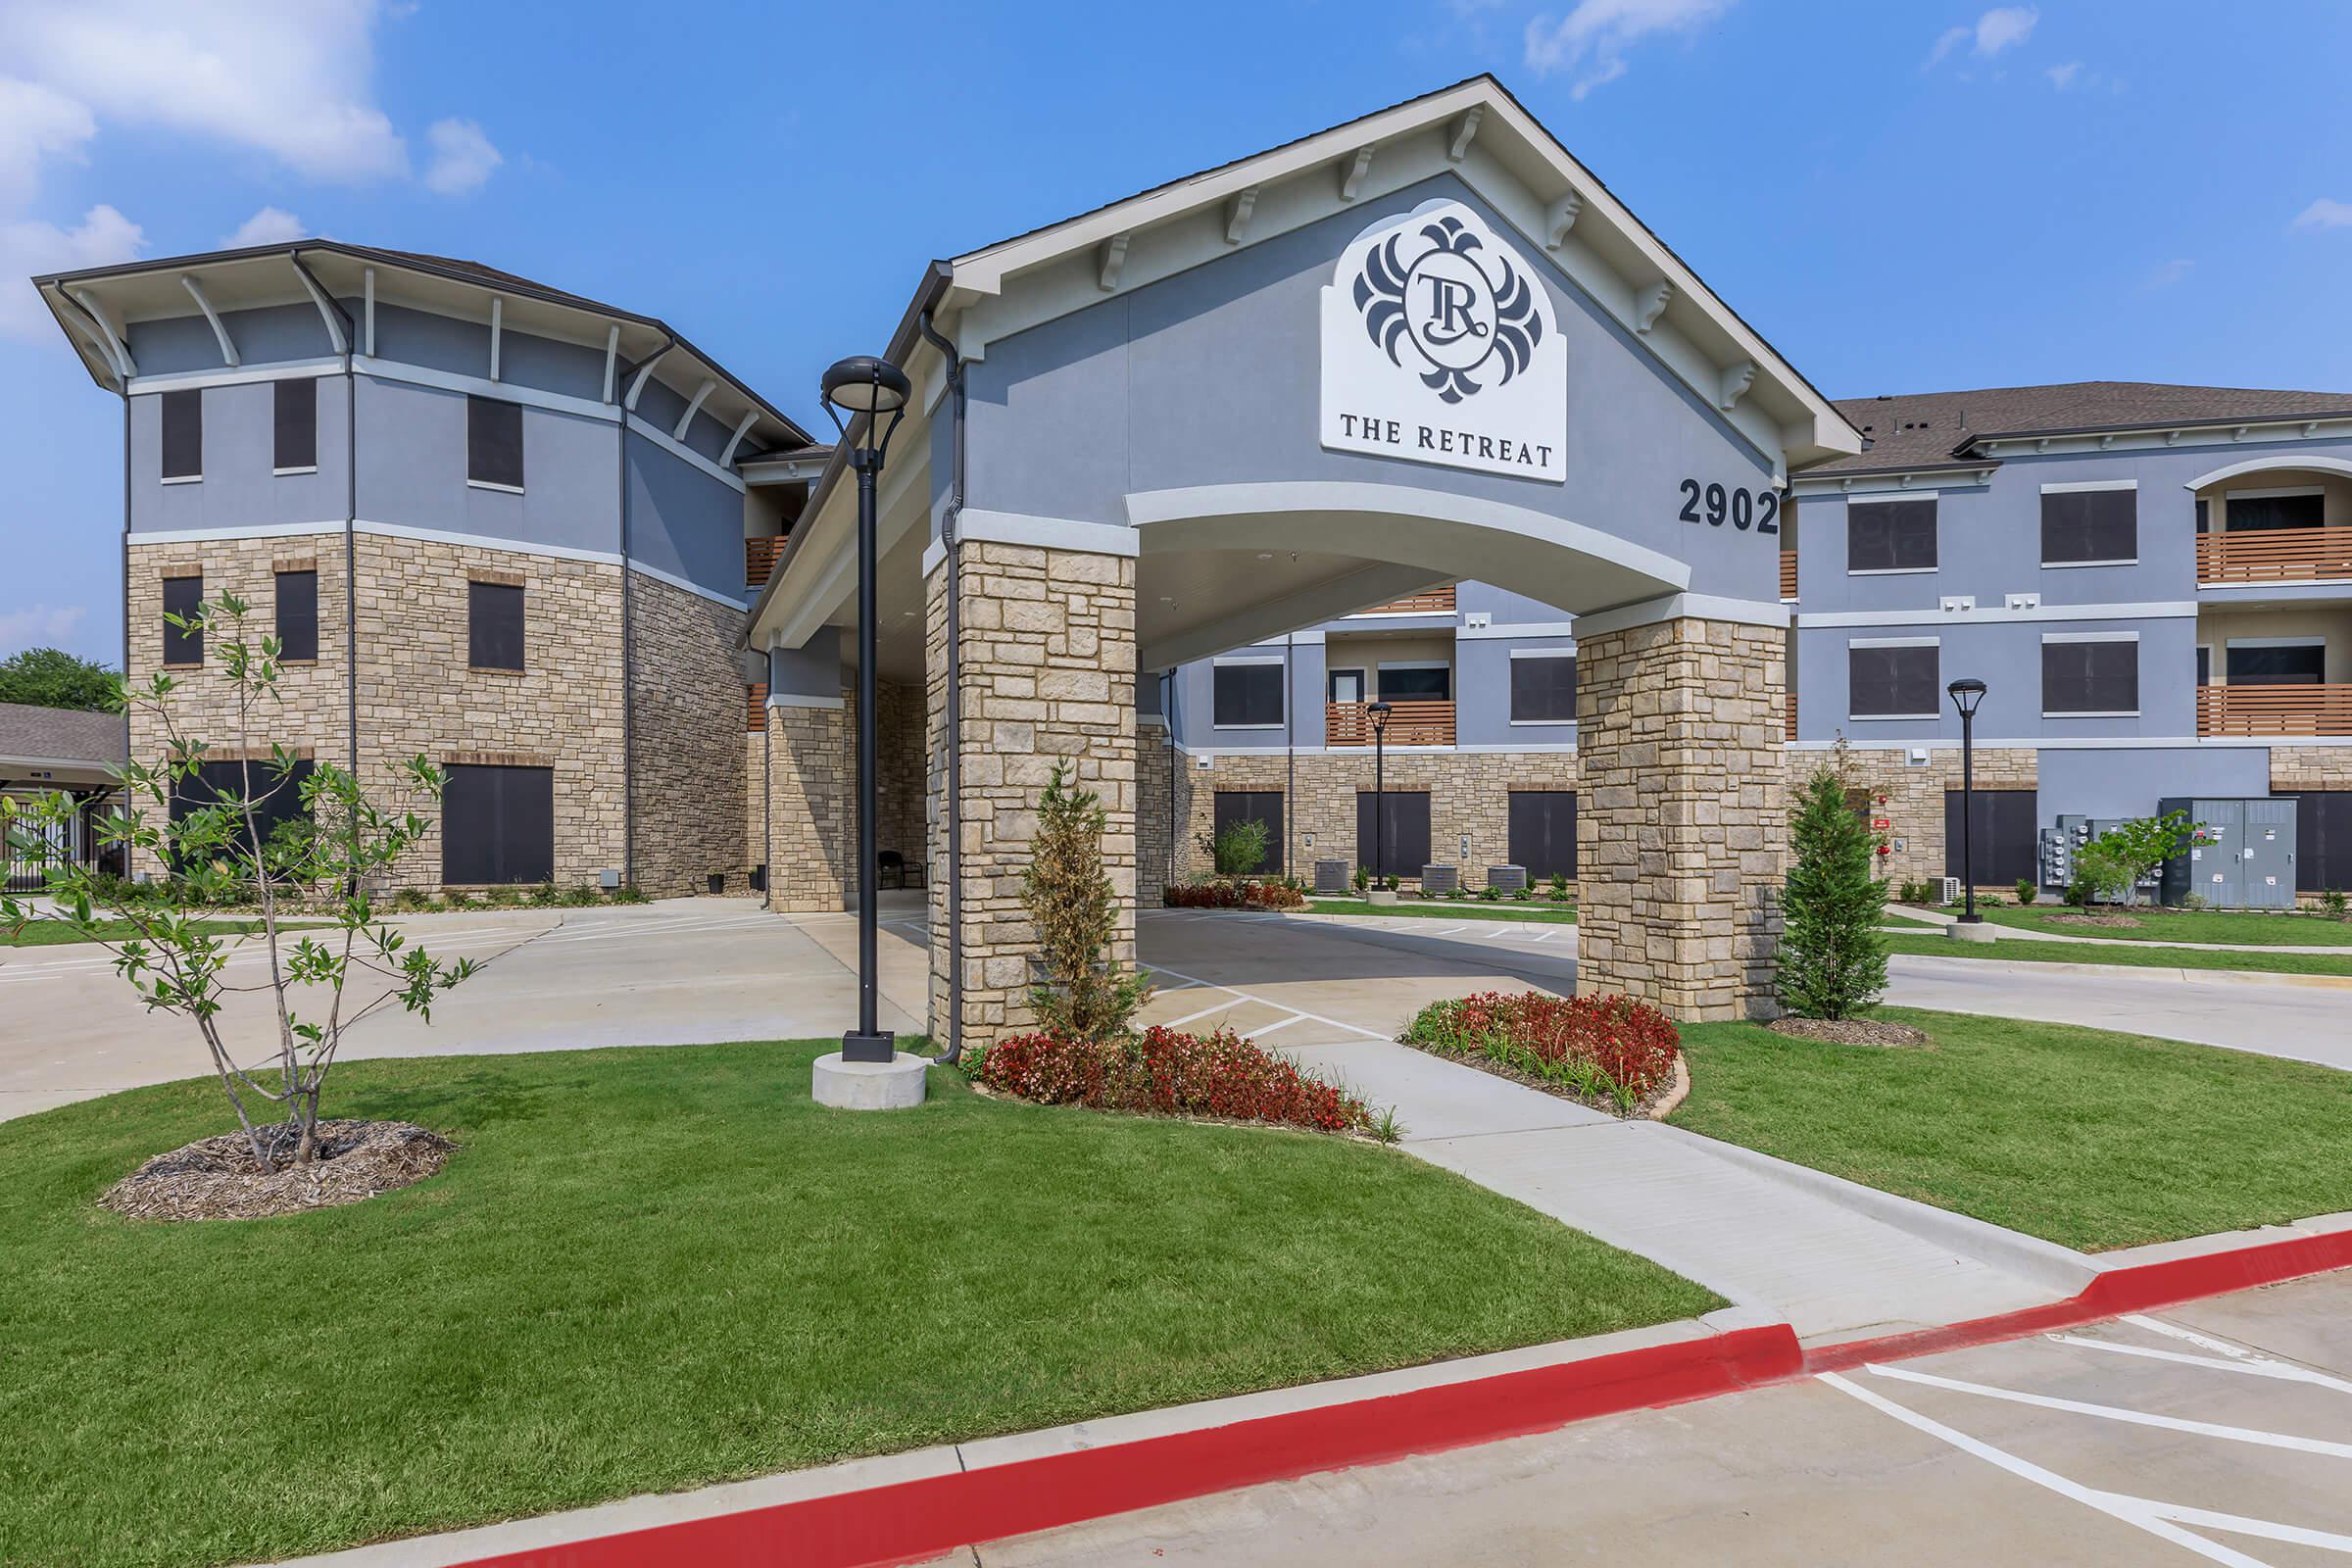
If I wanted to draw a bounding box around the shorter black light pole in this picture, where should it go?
[1947,677,1987,925]
[819,354,912,1063]
[1367,700,1393,883]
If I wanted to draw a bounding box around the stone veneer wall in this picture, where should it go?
[125,535,355,879]
[746,728,768,897]
[1836,746,2039,892]
[625,570,750,897]
[877,678,927,871]
[353,533,625,889]
[928,542,1136,1044]
[1136,719,1184,907]
[765,689,854,911]
[1576,616,1786,1021]
[2273,746,2352,907]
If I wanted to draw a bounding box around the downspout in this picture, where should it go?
[915,308,965,1063]
[1285,636,1296,878]
[613,332,673,893]
[289,251,359,803]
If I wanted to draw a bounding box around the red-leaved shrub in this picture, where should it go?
[1398,991,1680,1113]
[1162,879,1306,911]
[968,1025,1369,1134]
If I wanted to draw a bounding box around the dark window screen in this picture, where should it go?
[466,396,524,488]
[274,570,318,662]
[468,580,524,670]
[1211,791,1284,874]
[2281,792,2352,893]
[160,388,201,479]
[1846,499,1937,572]
[1507,791,1578,879]
[2041,488,2137,564]
[1355,791,1431,879]
[1509,656,1576,722]
[1848,644,1938,717]
[2043,639,2139,713]
[162,574,202,665]
[273,377,317,469]
[1378,665,1450,701]
[1211,663,1283,726]
[442,764,554,885]
[2227,645,2325,686]
[2226,493,2324,532]
[1944,790,2038,886]
[171,758,315,866]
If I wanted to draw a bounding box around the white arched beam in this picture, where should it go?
[290,259,346,354]
[179,276,239,367]
[69,288,136,379]
[2180,455,2352,491]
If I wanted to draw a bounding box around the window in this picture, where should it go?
[1327,668,1365,705]
[466,396,524,489]
[2042,635,2139,714]
[2281,791,2352,893]
[442,763,554,885]
[1846,498,1937,573]
[2226,492,2325,532]
[2040,485,2137,564]
[273,377,318,471]
[1355,791,1431,879]
[1847,641,1938,718]
[274,569,318,662]
[1944,790,2038,887]
[468,579,525,670]
[1211,662,1283,727]
[1507,791,1577,879]
[1211,791,1284,874]
[1377,664,1450,701]
[1508,653,1576,723]
[160,388,202,480]
[162,573,202,666]
[171,757,315,867]
[2226,642,2326,686]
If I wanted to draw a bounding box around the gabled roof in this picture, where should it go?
[1812,380,2352,476]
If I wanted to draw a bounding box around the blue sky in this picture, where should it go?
[4,0,2350,664]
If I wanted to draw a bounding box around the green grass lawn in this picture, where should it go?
[1672,1007,2352,1251]
[1893,904,2352,948]
[1884,930,2352,978]
[0,1041,1717,1568]
[0,917,315,948]
[1306,898,1577,924]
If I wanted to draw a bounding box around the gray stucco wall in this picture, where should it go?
[768,627,844,699]
[963,172,1787,607]
[129,375,352,532]
[354,376,617,554]
[2037,744,2271,828]
[1174,640,1328,750]
[626,431,747,597]
[125,301,338,375]
[1458,633,1575,748]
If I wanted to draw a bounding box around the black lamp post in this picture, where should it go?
[1947,677,1987,925]
[820,354,912,1063]
[1367,700,1393,884]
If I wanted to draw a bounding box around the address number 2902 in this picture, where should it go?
[1676,479,1779,534]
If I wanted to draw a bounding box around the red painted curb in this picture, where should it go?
[451,1324,1803,1568]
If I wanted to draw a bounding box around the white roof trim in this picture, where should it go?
[2183,454,2352,491]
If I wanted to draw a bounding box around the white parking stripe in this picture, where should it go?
[2051,1333,2352,1396]
[1818,1372,2278,1568]
[2139,1498,2352,1554]
[1164,1000,1245,1029]
[1247,1014,1307,1039]
[1148,964,1389,1042]
[2125,1314,2268,1362]
[1866,1362,2352,1459]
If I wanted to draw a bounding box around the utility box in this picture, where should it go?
[2159,797,2297,909]
[1313,858,1352,897]
[1420,863,1459,895]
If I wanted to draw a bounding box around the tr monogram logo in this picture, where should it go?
[1350,212,1544,405]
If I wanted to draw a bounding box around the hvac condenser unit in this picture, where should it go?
[2158,798,2298,910]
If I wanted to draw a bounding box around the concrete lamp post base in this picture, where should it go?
[811,1052,930,1110]
[1366,889,1400,906]
[1946,921,1998,945]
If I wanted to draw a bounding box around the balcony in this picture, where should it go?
[1351,586,1456,616]
[2197,684,2352,737]
[1326,700,1454,747]
[746,534,786,588]
[746,681,767,733]
[2196,528,2352,586]
[1779,552,1797,601]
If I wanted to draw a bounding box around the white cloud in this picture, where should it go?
[0,603,90,653]
[2142,258,2194,291]
[1927,6,2038,69]
[2291,197,2352,233]
[0,76,95,209]
[0,203,144,338]
[422,118,502,196]
[2044,61,2081,89]
[223,205,307,247]
[1524,0,1735,98]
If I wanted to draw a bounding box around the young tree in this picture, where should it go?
[1022,762,1153,1040]
[0,647,121,711]
[0,595,474,1170]
[2080,810,2197,907]
[1204,816,1270,876]
[1778,760,1888,1019]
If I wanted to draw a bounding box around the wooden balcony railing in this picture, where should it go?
[1351,586,1456,616]
[746,534,786,588]
[1326,700,1454,747]
[2196,527,2352,585]
[1784,689,1797,742]
[1779,552,1798,601]
[2197,683,2352,737]
[746,681,767,733]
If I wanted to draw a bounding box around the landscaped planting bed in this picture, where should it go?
[1883,930,2352,978]
[1398,991,1682,1114]
[1980,905,2352,947]
[1307,898,1577,925]
[0,1040,1719,1568]
[1163,878,1307,910]
[966,1024,1373,1134]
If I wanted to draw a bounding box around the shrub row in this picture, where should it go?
[1162,878,1307,910]
[967,1024,1371,1134]
[1398,991,1680,1114]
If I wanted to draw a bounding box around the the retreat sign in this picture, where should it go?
[1320,199,1567,482]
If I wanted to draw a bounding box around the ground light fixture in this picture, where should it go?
[821,354,912,1068]
[1947,677,1988,927]
[1367,700,1394,896]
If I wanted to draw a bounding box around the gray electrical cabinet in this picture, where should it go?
[2159,797,2297,909]
[2046,814,2163,900]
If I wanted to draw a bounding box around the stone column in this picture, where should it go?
[928,542,1138,1045]
[763,689,854,911]
[1576,613,1786,1021]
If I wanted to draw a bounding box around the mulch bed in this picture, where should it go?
[1402,1046,1684,1120]
[2043,912,2145,929]
[99,1119,454,1222]
[1767,1016,1931,1049]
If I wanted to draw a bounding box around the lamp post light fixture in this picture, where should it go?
[820,354,912,1065]
[1946,677,1987,926]
[1367,700,1394,892]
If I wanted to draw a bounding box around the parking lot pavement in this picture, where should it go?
[924,1270,2352,1568]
